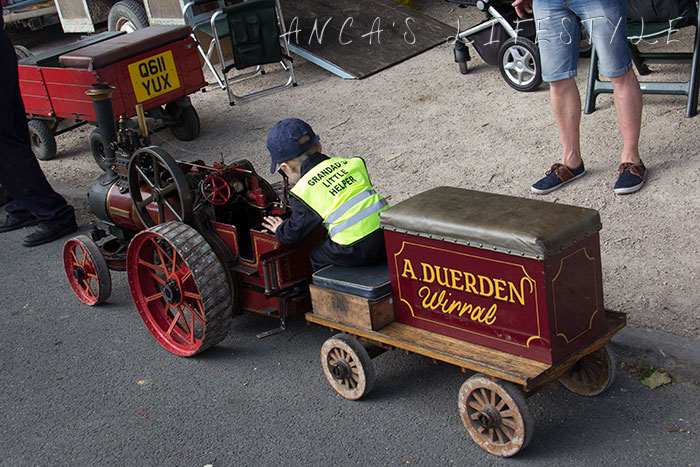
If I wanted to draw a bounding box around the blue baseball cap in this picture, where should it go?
[267,118,320,174]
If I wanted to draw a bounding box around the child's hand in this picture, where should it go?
[262,216,283,233]
[511,0,532,18]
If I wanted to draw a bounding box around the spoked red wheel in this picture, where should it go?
[62,235,112,306]
[201,175,231,205]
[126,222,232,356]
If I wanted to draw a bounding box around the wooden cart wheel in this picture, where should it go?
[458,374,534,457]
[126,222,233,356]
[320,333,376,400]
[62,235,112,306]
[559,343,617,396]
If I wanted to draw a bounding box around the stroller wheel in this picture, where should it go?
[498,37,542,92]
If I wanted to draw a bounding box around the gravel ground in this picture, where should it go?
[10,1,700,340]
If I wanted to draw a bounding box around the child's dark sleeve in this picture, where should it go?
[275,195,323,244]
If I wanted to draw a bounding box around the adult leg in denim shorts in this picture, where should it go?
[533,0,632,81]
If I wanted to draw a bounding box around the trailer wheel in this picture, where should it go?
[458,374,534,457]
[108,0,149,32]
[63,236,112,306]
[498,37,542,92]
[127,222,233,356]
[166,103,201,141]
[28,119,57,161]
[559,343,617,396]
[89,129,110,171]
[320,333,376,400]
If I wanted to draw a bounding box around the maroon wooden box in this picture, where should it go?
[380,187,606,365]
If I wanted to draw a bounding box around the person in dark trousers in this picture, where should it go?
[261,118,388,271]
[0,6,77,247]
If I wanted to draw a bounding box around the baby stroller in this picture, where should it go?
[448,0,542,91]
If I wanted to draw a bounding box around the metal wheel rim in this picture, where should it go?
[116,18,138,33]
[502,45,537,87]
[63,236,110,306]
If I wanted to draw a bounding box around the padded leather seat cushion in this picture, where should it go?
[19,31,124,67]
[380,187,602,259]
[58,26,192,70]
[312,263,391,299]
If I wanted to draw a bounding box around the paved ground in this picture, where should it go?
[0,217,699,466]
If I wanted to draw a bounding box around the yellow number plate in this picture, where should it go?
[128,50,181,103]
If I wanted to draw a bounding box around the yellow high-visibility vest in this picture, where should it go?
[291,157,389,245]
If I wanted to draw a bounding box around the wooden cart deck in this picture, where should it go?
[306,309,626,392]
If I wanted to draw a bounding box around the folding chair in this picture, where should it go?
[585,10,700,118]
[208,0,296,105]
[183,0,229,89]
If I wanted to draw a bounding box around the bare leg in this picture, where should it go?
[609,68,643,165]
[550,77,583,169]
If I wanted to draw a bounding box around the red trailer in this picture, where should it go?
[18,25,206,166]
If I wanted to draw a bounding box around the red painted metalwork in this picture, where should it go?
[385,232,606,364]
[18,30,205,122]
[201,175,231,205]
[62,237,109,306]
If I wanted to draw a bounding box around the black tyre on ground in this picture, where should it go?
[108,0,149,32]
[166,103,201,141]
[498,37,542,92]
[27,119,57,161]
[89,129,111,171]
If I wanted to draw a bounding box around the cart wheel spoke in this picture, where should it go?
[135,165,155,189]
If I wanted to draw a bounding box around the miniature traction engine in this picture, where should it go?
[63,83,319,356]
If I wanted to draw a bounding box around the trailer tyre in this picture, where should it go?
[28,119,57,161]
[108,0,149,32]
[166,103,201,141]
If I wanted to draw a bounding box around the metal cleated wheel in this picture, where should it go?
[127,221,233,356]
[498,37,542,92]
[458,374,534,457]
[63,235,112,306]
[28,119,57,161]
[320,333,376,400]
[559,343,617,396]
[128,146,193,228]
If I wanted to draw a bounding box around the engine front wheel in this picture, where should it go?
[63,235,112,306]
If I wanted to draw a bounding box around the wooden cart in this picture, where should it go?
[305,187,628,457]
